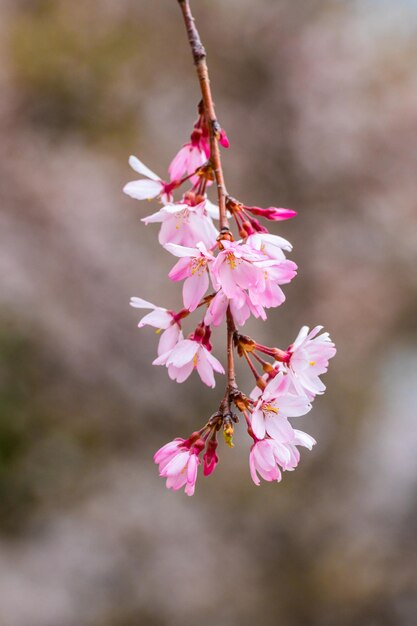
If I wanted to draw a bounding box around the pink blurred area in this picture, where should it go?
[0,1,416,625]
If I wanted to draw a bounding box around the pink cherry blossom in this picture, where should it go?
[210,239,265,299]
[246,235,297,308]
[168,114,229,181]
[154,438,200,496]
[123,155,176,204]
[130,297,182,356]
[250,372,312,440]
[249,429,316,486]
[165,241,214,311]
[286,326,336,396]
[246,264,295,309]
[204,288,266,328]
[153,337,224,387]
[246,232,293,262]
[249,439,283,484]
[211,239,297,312]
[168,114,209,182]
[142,199,219,248]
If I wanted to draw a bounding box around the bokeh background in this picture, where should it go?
[1,0,417,624]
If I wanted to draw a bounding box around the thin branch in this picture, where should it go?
[178,0,237,408]
[177,0,229,232]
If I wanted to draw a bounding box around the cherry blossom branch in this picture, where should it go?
[178,0,237,408]
[124,5,336,495]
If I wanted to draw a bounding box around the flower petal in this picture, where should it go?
[128,155,160,181]
[158,325,181,356]
[138,309,172,329]
[123,179,162,200]
[129,297,157,310]
[251,409,266,439]
[183,271,209,311]
[196,351,216,388]
[167,339,199,367]
[168,360,194,383]
[165,243,198,258]
[205,350,225,374]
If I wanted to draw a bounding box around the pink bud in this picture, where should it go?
[245,206,297,221]
[218,129,230,148]
[203,439,219,476]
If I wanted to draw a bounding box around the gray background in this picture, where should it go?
[0,1,416,624]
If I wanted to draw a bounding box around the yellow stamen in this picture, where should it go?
[226,252,237,270]
[264,403,278,414]
[309,361,316,366]
[175,209,189,230]
[191,258,207,276]
[224,424,234,448]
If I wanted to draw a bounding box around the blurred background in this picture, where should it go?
[0,0,416,624]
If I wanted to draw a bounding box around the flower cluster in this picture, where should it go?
[124,5,336,496]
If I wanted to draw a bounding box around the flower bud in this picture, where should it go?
[203,439,219,476]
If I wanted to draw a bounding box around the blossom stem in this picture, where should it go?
[242,350,261,383]
[243,410,256,440]
[252,351,275,373]
[226,306,237,393]
[172,292,215,323]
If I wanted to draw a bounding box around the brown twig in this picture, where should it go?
[177,0,228,232]
[178,0,237,408]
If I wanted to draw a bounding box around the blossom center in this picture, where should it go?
[174,208,190,229]
[191,257,207,275]
[263,403,278,415]
[226,252,237,270]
